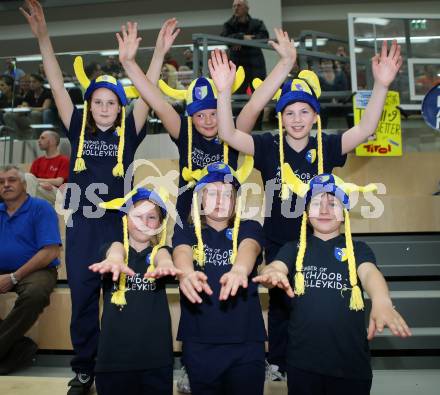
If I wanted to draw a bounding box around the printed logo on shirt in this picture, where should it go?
[115,273,157,292]
[192,147,222,168]
[334,247,348,262]
[82,140,118,158]
[305,149,316,164]
[225,228,233,240]
[274,166,313,186]
[213,136,221,145]
[146,253,151,265]
[49,165,59,172]
[303,265,348,292]
[193,244,233,267]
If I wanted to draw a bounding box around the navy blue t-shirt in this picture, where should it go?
[0,196,61,271]
[96,245,173,372]
[171,115,239,224]
[63,107,147,213]
[252,132,346,249]
[276,234,376,379]
[172,219,266,343]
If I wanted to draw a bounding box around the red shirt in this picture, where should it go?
[30,155,70,182]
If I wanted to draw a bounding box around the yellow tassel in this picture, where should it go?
[74,100,88,173]
[112,107,126,177]
[230,195,242,264]
[278,112,287,200]
[192,193,205,265]
[223,142,229,165]
[146,217,169,283]
[74,157,86,173]
[344,209,364,310]
[111,215,130,308]
[111,287,127,307]
[187,116,193,174]
[350,285,364,311]
[317,115,324,175]
[294,212,308,296]
[294,271,305,295]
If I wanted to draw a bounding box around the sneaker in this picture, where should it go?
[176,365,191,393]
[67,372,94,395]
[265,360,287,382]
[0,337,38,375]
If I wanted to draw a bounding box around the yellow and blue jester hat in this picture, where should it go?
[73,56,139,177]
[190,155,254,267]
[99,186,170,307]
[282,169,377,311]
[253,70,323,200]
[159,67,245,184]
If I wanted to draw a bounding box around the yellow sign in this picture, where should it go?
[354,90,402,156]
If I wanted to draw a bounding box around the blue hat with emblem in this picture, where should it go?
[84,74,128,106]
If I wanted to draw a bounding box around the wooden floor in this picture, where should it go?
[1,371,440,395]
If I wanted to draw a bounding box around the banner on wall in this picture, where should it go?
[353,90,402,156]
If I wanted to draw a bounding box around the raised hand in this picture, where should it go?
[155,18,180,57]
[89,258,135,282]
[253,269,294,298]
[208,49,236,93]
[219,265,248,301]
[20,0,48,39]
[372,40,403,88]
[178,271,213,304]
[117,21,142,64]
[268,28,296,65]
[367,299,411,340]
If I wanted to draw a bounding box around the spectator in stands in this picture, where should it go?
[101,56,122,78]
[161,63,185,113]
[25,130,69,204]
[3,73,54,138]
[0,165,60,375]
[37,63,47,82]
[415,65,440,95]
[0,76,15,109]
[318,59,348,92]
[17,74,32,103]
[183,48,193,69]
[221,0,269,94]
[3,58,25,85]
[84,61,103,80]
[164,52,179,70]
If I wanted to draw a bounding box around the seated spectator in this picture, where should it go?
[37,63,47,82]
[101,56,122,78]
[164,52,179,70]
[0,165,60,375]
[85,61,103,80]
[0,76,15,109]
[161,63,185,113]
[17,74,32,104]
[177,65,193,88]
[318,59,348,92]
[2,58,25,85]
[3,74,54,138]
[182,48,193,69]
[26,130,69,204]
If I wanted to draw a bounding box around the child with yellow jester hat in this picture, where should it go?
[21,2,174,393]
[117,23,297,225]
[253,172,411,395]
[89,186,180,395]
[211,39,403,376]
[172,156,267,395]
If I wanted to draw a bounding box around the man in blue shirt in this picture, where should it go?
[0,165,60,375]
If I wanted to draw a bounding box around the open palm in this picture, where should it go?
[372,40,403,88]
[20,0,48,39]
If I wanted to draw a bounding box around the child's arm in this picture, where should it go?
[236,28,297,133]
[252,260,294,297]
[173,245,213,304]
[209,50,255,155]
[341,40,402,155]
[20,0,74,129]
[358,262,411,339]
[125,20,180,133]
[88,242,136,281]
[144,247,183,279]
[117,21,182,139]
[218,238,260,300]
